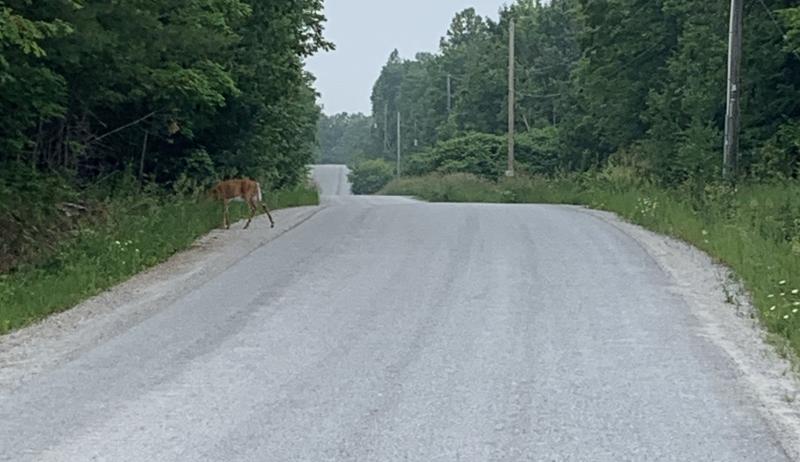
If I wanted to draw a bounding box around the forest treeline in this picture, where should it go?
[321,0,800,185]
[1,0,333,276]
[1,0,331,189]
[1,0,333,325]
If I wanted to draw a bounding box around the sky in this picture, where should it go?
[304,0,507,116]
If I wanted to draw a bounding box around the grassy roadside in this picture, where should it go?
[383,172,800,358]
[0,183,319,335]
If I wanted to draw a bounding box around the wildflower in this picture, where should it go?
[770,306,777,311]
[794,302,800,307]
[793,309,799,314]
[785,315,791,320]
[779,280,787,286]
[702,230,709,236]
[115,241,121,246]
[793,289,799,295]
[768,294,775,299]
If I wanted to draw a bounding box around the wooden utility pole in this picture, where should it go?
[447,74,452,113]
[507,19,516,177]
[396,111,402,176]
[723,0,743,181]
[384,101,389,154]
[138,130,149,187]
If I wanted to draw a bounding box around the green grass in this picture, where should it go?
[384,172,800,358]
[0,183,319,334]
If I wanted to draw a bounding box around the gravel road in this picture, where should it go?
[1,165,799,461]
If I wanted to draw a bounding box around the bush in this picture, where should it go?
[348,159,395,194]
[404,129,563,180]
[405,133,504,179]
[382,173,501,202]
[514,127,563,176]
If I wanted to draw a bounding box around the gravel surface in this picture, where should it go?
[1,165,798,461]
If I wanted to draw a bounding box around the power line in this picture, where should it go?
[516,91,562,99]
[515,39,668,102]
[593,39,669,78]
[752,0,800,62]
[513,3,657,83]
[582,1,655,57]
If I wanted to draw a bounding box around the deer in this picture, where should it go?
[209,179,275,230]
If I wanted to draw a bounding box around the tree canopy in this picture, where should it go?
[0,0,333,189]
[361,0,800,184]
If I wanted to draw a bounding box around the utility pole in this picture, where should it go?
[723,0,743,181]
[507,18,516,177]
[396,111,402,176]
[138,130,148,188]
[447,74,452,113]
[383,101,389,154]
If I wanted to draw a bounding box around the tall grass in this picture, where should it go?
[384,172,800,357]
[0,183,319,334]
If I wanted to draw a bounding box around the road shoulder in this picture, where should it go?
[577,206,800,460]
[0,206,323,393]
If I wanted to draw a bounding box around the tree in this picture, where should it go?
[0,0,334,191]
[0,1,72,160]
[357,0,800,182]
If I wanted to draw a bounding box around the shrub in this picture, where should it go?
[348,159,395,195]
[404,129,563,180]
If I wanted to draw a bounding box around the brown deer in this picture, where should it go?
[210,179,275,230]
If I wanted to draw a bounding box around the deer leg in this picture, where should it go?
[260,202,275,228]
[244,200,255,230]
[223,201,230,229]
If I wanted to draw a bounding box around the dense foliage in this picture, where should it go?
[0,0,332,188]
[358,0,800,185]
[348,159,394,195]
[405,129,560,179]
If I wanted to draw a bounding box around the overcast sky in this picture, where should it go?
[304,1,507,116]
